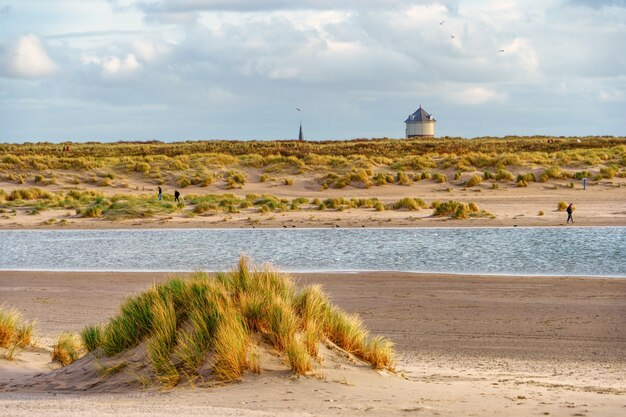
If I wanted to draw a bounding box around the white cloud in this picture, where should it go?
[599,89,625,103]
[102,53,141,75]
[447,85,507,105]
[502,38,539,75]
[132,39,170,62]
[6,35,57,78]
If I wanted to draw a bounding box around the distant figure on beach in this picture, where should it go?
[566,203,574,223]
[158,186,162,201]
[174,190,180,202]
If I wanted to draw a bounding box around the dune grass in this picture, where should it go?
[79,257,394,386]
[52,333,84,366]
[391,197,428,211]
[432,200,491,219]
[0,305,35,359]
[465,174,483,187]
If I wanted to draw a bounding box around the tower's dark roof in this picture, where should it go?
[405,106,436,123]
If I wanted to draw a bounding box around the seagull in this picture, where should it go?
[499,49,505,53]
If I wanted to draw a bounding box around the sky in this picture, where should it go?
[0,0,625,142]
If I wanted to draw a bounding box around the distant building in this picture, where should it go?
[405,106,436,138]
[298,123,304,141]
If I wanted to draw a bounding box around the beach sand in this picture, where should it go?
[1,271,625,416]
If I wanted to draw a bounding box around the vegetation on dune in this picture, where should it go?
[1,138,624,194]
[52,333,84,366]
[431,200,493,220]
[3,139,623,222]
[391,197,428,211]
[0,305,35,360]
[0,187,498,221]
[78,257,394,386]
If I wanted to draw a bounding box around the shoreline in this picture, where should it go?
[1,218,625,230]
[2,223,626,230]
[1,268,625,279]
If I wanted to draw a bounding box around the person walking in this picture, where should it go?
[158,186,162,201]
[566,203,574,224]
[174,190,180,203]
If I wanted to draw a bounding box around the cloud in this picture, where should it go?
[102,53,141,75]
[568,0,626,8]
[446,85,506,105]
[132,39,170,62]
[1,0,625,140]
[125,0,446,13]
[3,35,57,78]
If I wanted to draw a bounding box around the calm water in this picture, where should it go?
[0,227,624,277]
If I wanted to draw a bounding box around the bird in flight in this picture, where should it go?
[499,49,505,53]
[450,35,455,39]
[296,108,301,111]
[439,20,445,25]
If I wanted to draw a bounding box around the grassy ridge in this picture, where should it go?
[80,257,394,386]
[1,136,625,158]
[1,138,625,182]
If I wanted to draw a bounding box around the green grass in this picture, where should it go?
[80,324,103,352]
[78,257,394,386]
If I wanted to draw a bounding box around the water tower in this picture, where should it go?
[405,106,436,138]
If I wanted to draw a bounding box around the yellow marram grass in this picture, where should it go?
[76,257,394,386]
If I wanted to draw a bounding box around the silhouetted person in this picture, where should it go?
[566,203,574,223]
[174,190,180,202]
[158,186,162,201]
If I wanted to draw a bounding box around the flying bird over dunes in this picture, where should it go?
[499,49,505,53]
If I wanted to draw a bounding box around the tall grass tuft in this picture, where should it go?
[81,324,103,352]
[286,335,311,374]
[52,333,84,366]
[147,296,179,385]
[363,336,394,370]
[213,313,248,381]
[325,309,368,356]
[466,174,482,187]
[0,306,20,348]
[0,305,34,351]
